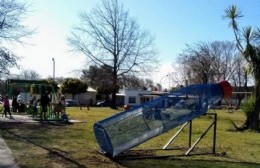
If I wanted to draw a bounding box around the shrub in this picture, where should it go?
[240,96,255,117]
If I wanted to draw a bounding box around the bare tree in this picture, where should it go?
[178,41,238,84]
[0,0,33,78]
[231,56,251,106]
[172,62,191,86]
[0,48,19,77]
[210,41,238,82]
[19,70,41,80]
[178,42,216,84]
[68,0,158,108]
[119,75,154,90]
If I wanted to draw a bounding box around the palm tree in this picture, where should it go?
[224,5,260,131]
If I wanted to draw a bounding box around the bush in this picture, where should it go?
[240,96,255,117]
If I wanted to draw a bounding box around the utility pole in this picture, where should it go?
[52,58,55,81]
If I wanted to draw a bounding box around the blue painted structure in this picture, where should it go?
[94,81,231,157]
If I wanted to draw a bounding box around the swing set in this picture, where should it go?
[5,79,61,120]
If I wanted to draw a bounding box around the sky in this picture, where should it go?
[11,0,260,88]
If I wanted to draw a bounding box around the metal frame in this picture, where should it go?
[5,79,59,120]
[163,112,217,155]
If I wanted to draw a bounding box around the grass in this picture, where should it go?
[0,107,259,168]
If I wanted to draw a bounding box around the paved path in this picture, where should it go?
[0,116,21,167]
[0,114,83,123]
[0,135,19,168]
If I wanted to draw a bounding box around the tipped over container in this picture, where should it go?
[94,81,232,157]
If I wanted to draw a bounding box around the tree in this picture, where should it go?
[209,41,238,82]
[0,0,33,78]
[172,63,190,86]
[178,41,238,84]
[119,75,154,90]
[82,65,155,100]
[19,70,41,80]
[231,56,250,106]
[81,65,113,99]
[68,0,158,108]
[224,5,260,131]
[141,78,154,90]
[61,78,88,99]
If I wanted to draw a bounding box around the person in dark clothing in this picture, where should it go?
[40,92,50,120]
[12,96,19,112]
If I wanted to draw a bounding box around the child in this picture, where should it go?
[61,110,69,122]
[3,95,12,118]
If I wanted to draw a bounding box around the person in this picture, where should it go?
[3,95,12,118]
[31,96,39,117]
[53,95,65,119]
[60,97,69,123]
[17,95,25,113]
[40,92,50,120]
[53,96,69,122]
[53,101,63,118]
[11,96,19,112]
[60,95,66,112]
[60,110,69,123]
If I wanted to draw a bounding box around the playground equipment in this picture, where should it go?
[5,79,60,120]
[94,81,232,157]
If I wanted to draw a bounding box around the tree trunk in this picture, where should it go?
[249,78,260,131]
[111,71,117,109]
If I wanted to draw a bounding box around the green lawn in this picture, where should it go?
[0,107,259,168]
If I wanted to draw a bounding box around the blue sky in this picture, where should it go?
[12,0,260,87]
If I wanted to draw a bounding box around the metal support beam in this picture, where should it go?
[189,120,192,147]
[185,120,214,155]
[163,113,217,156]
[212,113,217,154]
[163,122,189,149]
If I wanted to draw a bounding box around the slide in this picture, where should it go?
[94,81,232,157]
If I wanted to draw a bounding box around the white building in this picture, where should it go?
[65,87,97,106]
[116,89,166,106]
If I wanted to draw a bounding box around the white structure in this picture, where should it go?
[65,87,97,106]
[116,89,164,106]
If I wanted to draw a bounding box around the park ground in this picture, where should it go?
[0,107,259,168]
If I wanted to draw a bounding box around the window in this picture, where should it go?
[141,97,150,104]
[128,96,136,104]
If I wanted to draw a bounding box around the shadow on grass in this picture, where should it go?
[0,122,86,168]
[114,149,260,168]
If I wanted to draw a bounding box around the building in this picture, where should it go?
[116,89,167,107]
[65,87,97,106]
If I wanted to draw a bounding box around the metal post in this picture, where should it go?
[213,113,217,154]
[163,113,218,156]
[189,120,192,147]
[163,122,189,149]
[185,121,215,155]
[52,58,55,81]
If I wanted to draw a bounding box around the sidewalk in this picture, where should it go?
[0,135,19,168]
[0,115,23,168]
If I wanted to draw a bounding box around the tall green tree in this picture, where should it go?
[81,65,113,99]
[224,5,260,131]
[61,78,88,99]
[68,0,158,108]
